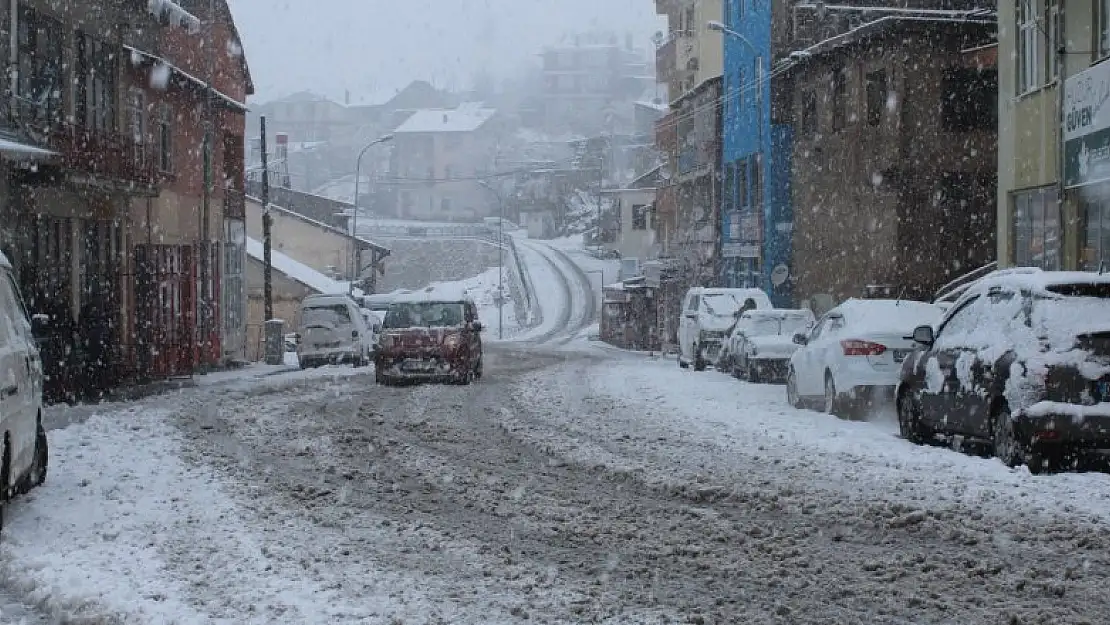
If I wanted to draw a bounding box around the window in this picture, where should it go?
[155,104,172,172]
[1045,0,1059,80]
[941,67,998,131]
[1013,186,1061,269]
[1102,0,1110,57]
[126,88,145,165]
[800,90,817,134]
[631,204,649,230]
[723,163,736,214]
[17,4,62,123]
[865,69,886,126]
[75,32,117,133]
[935,295,982,347]
[1081,195,1110,270]
[1017,0,1040,93]
[750,154,763,211]
[831,70,847,131]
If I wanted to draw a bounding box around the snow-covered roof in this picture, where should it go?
[244,237,349,296]
[392,104,496,134]
[961,269,1110,297]
[125,45,247,111]
[390,284,474,304]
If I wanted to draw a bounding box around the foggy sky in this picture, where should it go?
[227,0,665,105]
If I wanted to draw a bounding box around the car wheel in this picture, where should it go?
[786,369,803,409]
[991,402,1022,468]
[678,356,689,369]
[823,373,843,417]
[28,419,47,490]
[896,388,930,445]
[693,345,707,372]
[474,356,483,380]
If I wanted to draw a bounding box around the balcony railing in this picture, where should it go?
[35,121,157,187]
[655,38,676,80]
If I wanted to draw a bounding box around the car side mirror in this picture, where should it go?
[911,325,935,346]
[792,333,808,346]
[472,321,484,332]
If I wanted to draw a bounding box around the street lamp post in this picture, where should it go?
[348,134,394,294]
[478,180,506,340]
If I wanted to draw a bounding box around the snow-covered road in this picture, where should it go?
[510,238,599,344]
[5,344,1110,623]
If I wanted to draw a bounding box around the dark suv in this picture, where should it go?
[896,270,1110,473]
[375,294,484,385]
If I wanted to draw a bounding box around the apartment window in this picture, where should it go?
[801,90,817,134]
[1013,187,1060,269]
[831,70,847,131]
[1017,0,1040,93]
[865,70,887,126]
[75,32,117,133]
[1082,195,1110,270]
[158,104,173,172]
[723,163,736,213]
[125,88,145,165]
[632,204,649,230]
[1102,0,1110,57]
[941,67,998,131]
[1045,0,1059,79]
[16,4,63,122]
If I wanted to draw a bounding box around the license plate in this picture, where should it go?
[893,350,910,363]
[402,359,434,371]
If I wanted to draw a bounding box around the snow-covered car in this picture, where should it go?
[896,270,1110,473]
[375,288,484,385]
[678,287,773,371]
[786,298,943,417]
[727,308,815,383]
[295,293,375,368]
[358,293,395,317]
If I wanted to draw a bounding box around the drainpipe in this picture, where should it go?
[9,0,17,118]
[1056,0,1067,270]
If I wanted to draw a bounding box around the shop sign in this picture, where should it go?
[1064,61,1110,188]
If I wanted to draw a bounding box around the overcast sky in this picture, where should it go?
[227,0,665,105]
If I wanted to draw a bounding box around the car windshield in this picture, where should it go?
[702,293,755,318]
[745,315,811,337]
[302,303,351,327]
[383,302,466,329]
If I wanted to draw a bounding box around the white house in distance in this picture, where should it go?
[601,166,660,278]
[387,103,501,222]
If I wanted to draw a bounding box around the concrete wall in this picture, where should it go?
[375,237,503,292]
[245,256,311,361]
[608,188,657,261]
[245,196,351,278]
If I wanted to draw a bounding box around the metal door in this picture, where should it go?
[135,244,195,379]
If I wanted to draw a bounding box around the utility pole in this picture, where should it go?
[261,117,273,321]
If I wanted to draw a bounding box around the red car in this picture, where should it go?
[375,293,484,385]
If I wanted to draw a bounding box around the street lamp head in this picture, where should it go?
[375,134,394,144]
[706,20,726,32]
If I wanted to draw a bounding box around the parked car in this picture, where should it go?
[295,293,375,368]
[358,293,395,317]
[896,270,1110,473]
[787,298,943,417]
[375,288,484,385]
[726,308,815,382]
[678,287,773,371]
[0,252,48,531]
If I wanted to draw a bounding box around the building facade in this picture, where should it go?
[788,19,997,310]
[0,0,252,399]
[999,0,1110,272]
[387,104,501,222]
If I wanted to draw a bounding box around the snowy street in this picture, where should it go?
[4,333,1110,623]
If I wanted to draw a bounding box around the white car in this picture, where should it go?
[295,293,375,368]
[678,287,773,371]
[0,252,48,532]
[786,298,944,416]
[725,308,815,382]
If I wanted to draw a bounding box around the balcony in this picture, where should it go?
[224,189,246,220]
[655,38,676,81]
[32,121,158,190]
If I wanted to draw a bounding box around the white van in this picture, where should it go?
[295,293,375,368]
[0,252,48,531]
[678,287,773,371]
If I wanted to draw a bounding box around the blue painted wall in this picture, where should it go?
[765,124,793,307]
[720,0,781,297]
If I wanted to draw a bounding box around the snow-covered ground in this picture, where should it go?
[429,266,520,339]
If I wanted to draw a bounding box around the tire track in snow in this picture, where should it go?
[513,239,575,345]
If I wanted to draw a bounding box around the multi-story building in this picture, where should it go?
[0,0,252,398]
[387,104,501,222]
[786,15,997,310]
[539,33,656,135]
[999,0,1107,272]
[654,0,723,99]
